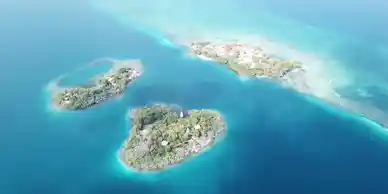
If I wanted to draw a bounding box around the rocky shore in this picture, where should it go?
[51,60,143,110]
[119,104,225,171]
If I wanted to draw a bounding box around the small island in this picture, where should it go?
[50,59,143,110]
[188,41,302,79]
[119,104,225,171]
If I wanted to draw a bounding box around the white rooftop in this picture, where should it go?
[161,140,168,146]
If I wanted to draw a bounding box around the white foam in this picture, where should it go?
[239,76,250,82]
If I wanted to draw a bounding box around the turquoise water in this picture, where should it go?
[57,59,112,87]
[96,0,388,94]
[1,1,388,194]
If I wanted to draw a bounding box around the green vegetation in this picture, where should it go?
[52,67,140,110]
[208,55,301,78]
[119,104,225,171]
[189,42,302,79]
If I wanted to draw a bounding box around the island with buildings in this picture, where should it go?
[119,104,225,171]
[184,40,388,128]
[187,41,302,79]
[185,40,318,99]
[50,59,143,110]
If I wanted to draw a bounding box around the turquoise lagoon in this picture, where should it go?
[1,0,388,194]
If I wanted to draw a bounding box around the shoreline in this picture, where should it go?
[118,104,226,172]
[115,22,388,131]
[303,94,388,132]
[91,0,388,131]
[168,35,388,130]
[46,58,143,111]
[117,132,227,174]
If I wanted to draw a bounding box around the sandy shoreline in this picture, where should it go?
[166,33,388,130]
[118,104,226,172]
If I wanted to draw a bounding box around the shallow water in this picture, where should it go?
[93,0,388,105]
[1,1,388,194]
[57,60,112,87]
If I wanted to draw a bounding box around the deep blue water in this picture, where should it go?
[1,1,388,194]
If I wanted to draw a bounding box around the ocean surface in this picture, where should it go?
[1,1,388,194]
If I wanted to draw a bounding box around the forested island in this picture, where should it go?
[50,60,143,110]
[119,104,225,171]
